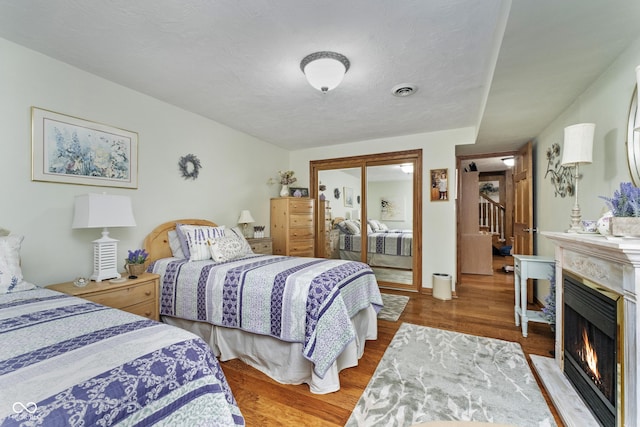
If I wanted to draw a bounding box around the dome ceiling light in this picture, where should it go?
[300,51,350,93]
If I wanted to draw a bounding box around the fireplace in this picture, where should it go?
[563,271,622,427]
[536,232,639,427]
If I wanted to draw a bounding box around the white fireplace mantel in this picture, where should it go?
[540,231,639,427]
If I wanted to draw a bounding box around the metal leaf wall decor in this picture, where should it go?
[544,143,574,198]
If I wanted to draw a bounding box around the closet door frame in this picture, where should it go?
[310,149,422,292]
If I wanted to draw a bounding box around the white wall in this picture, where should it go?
[368,180,413,230]
[290,128,476,290]
[1,38,287,285]
[534,35,640,301]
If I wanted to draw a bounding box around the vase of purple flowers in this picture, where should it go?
[125,249,148,276]
[600,182,640,237]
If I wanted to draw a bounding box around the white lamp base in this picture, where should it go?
[90,230,121,282]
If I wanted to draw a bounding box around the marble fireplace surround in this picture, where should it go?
[534,232,639,427]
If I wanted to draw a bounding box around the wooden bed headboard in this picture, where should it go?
[143,219,218,263]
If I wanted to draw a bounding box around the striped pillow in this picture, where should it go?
[178,225,226,261]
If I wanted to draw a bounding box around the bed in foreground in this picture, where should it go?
[144,219,383,394]
[0,287,244,426]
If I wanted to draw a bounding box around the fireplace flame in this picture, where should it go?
[579,328,601,383]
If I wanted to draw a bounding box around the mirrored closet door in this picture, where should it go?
[310,150,422,292]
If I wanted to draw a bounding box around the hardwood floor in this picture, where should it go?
[221,255,563,426]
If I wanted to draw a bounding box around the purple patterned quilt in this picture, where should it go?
[340,230,413,256]
[0,288,244,426]
[150,255,383,378]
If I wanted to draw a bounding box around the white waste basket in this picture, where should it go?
[432,273,452,300]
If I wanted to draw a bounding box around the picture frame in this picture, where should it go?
[381,196,406,221]
[31,107,138,189]
[344,187,354,207]
[430,168,449,201]
[289,187,309,197]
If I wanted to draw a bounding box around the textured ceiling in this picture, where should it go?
[0,0,638,154]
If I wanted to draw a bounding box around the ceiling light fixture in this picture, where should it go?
[400,163,414,174]
[300,51,350,93]
[502,157,515,167]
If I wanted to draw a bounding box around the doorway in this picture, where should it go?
[310,149,422,292]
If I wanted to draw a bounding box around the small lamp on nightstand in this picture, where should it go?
[72,193,136,282]
[237,210,255,238]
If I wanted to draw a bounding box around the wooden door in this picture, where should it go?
[513,141,534,256]
[513,141,536,303]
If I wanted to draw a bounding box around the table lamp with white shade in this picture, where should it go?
[561,123,595,233]
[72,193,136,282]
[237,210,255,238]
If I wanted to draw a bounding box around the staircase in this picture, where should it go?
[478,193,506,251]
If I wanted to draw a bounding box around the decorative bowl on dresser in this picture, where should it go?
[47,272,160,321]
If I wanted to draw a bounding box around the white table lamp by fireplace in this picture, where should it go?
[561,123,594,233]
[72,193,136,282]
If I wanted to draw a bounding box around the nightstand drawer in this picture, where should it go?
[248,238,273,255]
[87,281,156,308]
[47,273,160,322]
[125,300,157,320]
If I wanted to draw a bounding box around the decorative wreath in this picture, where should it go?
[178,154,202,180]
[334,188,341,199]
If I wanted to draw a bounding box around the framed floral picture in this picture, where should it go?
[31,107,138,188]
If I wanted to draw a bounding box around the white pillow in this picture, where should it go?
[344,220,360,235]
[368,219,381,231]
[378,221,389,231]
[225,227,254,255]
[167,230,186,259]
[0,235,37,293]
[179,225,226,261]
[209,236,248,262]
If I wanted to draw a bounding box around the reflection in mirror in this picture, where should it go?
[317,168,361,263]
[366,164,413,285]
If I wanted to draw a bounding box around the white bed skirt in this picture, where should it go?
[162,305,378,394]
[339,250,413,270]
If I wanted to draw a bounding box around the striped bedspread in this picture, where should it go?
[340,230,413,257]
[0,288,244,427]
[150,255,383,378]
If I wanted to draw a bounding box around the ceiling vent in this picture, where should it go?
[391,83,417,97]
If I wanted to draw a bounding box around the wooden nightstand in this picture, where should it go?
[246,237,273,255]
[47,273,160,321]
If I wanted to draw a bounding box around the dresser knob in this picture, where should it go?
[145,291,151,296]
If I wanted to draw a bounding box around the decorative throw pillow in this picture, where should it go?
[225,227,254,255]
[0,235,37,293]
[178,224,226,261]
[209,235,247,262]
[336,221,350,234]
[167,230,185,259]
[368,219,381,231]
[174,223,192,258]
[378,222,389,231]
[344,220,360,235]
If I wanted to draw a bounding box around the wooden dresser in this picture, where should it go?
[270,197,315,257]
[47,273,160,321]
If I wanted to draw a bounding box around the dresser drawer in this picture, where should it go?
[87,281,156,308]
[289,239,315,257]
[124,300,157,320]
[289,199,313,214]
[290,214,314,228]
[289,227,314,239]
